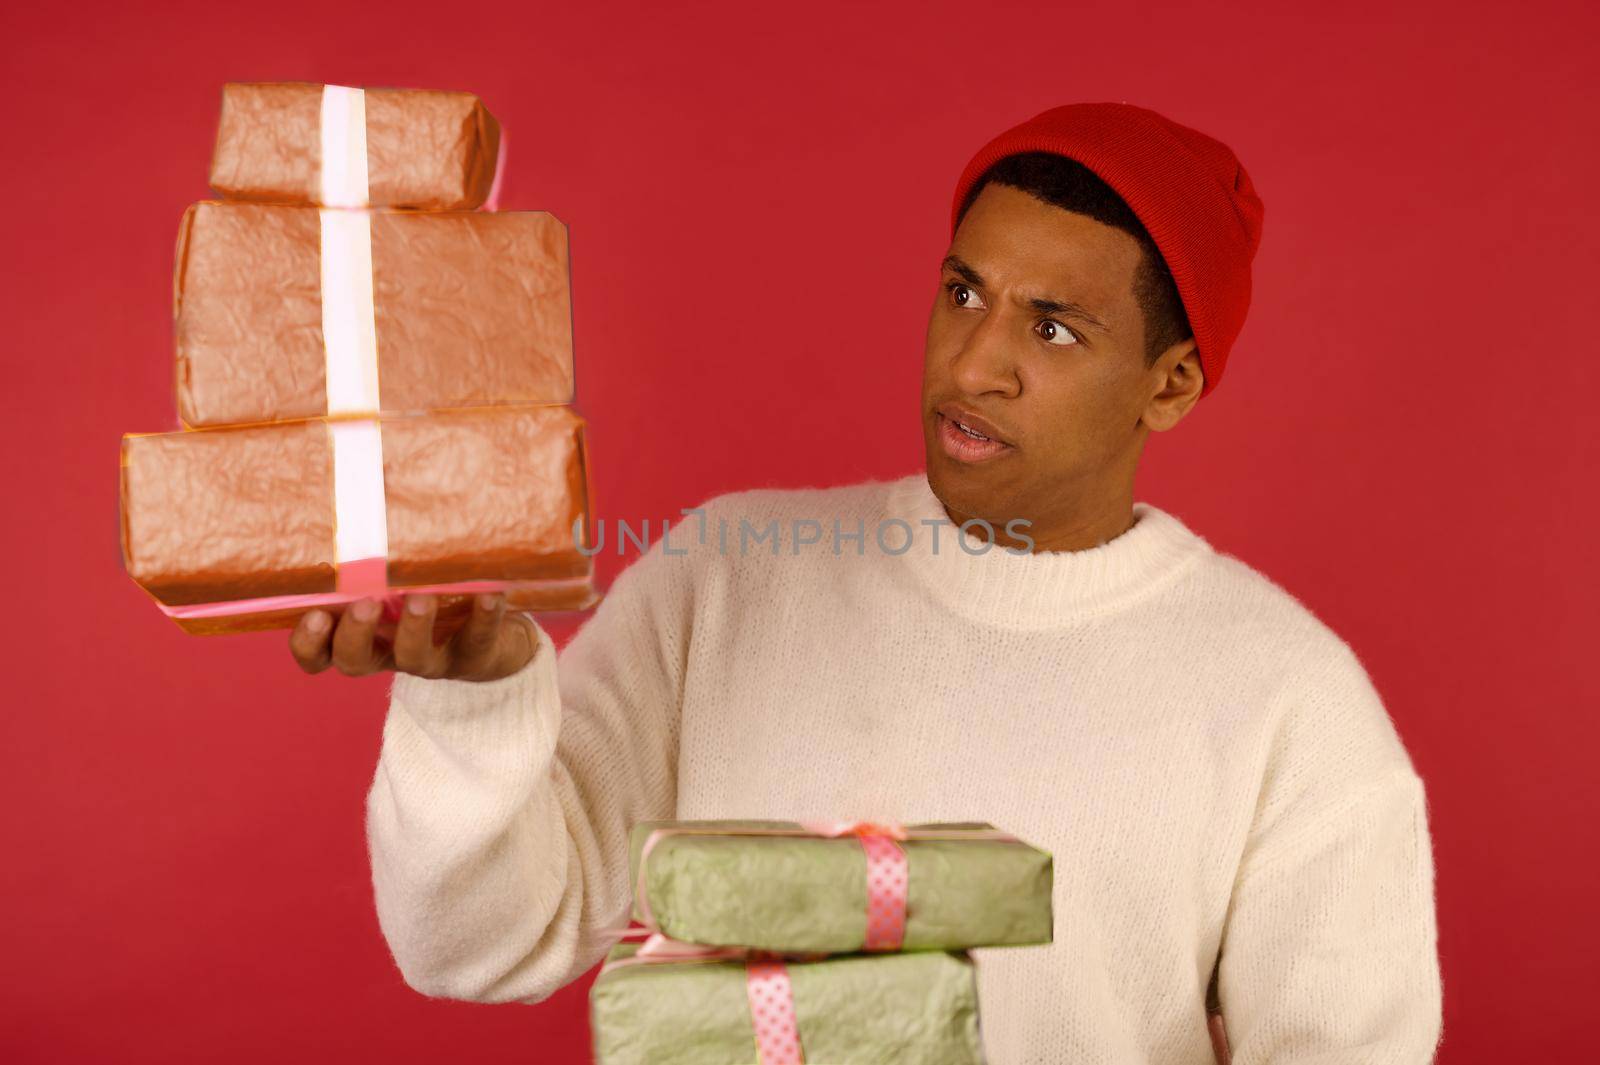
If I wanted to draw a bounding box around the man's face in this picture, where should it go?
[921,181,1170,537]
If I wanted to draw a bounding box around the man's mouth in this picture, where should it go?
[935,408,1015,464]
[953,419,991,441]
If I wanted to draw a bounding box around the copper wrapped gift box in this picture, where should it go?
[208,82,502,211]
[120,405,598,635]
[173,201,576,428]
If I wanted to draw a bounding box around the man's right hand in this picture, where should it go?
[289,592,538,681]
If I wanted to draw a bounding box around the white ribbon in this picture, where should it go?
[329,420,389,574]
[319,85,369,209]
[317,85,381,419]
[314,86,387,586]
[318,209,380,416]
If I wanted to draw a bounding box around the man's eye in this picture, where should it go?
[946,282,985,310]
[1038,319,1080,347]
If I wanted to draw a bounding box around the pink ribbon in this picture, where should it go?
[155,556,593,622]
[602,928,826,969]
[746,960,803,1064]
[857,832,909,950]
[794,819,907,840]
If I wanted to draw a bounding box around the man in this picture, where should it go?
[291,103,1444,1063]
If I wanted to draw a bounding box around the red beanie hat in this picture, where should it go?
[949,102,1264,397]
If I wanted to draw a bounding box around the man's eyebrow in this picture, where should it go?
[940,255,1110,333]
[941,255,986,287]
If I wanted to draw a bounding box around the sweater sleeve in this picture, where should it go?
[363,526,697,1004]
[1217,642,1444,1065]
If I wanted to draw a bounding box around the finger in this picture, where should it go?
[504,610,538,668]
[392,594,449,678]
[494,606,539,679]
[331,598,386,676]
[447,593,508,679]
[289,609,334,674]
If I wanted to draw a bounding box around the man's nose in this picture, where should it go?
[950,310,1021,397]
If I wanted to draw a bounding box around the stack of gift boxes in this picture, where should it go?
[590,820,1054,1064]
[120,82,598,635]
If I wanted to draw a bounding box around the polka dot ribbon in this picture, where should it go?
[858,832,909,951]
[746,960,804,1064]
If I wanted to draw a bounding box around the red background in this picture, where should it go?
[1,1,1594,1060]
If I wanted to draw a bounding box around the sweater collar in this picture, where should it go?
[878,471,1212,629]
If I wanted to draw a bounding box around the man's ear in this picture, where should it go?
[1141,338,1204,432]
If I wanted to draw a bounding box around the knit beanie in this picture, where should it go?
[949,103,1264,397]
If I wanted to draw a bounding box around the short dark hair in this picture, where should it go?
[955,152,1192,365]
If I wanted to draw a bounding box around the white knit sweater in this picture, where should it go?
[366,473,1443,1064]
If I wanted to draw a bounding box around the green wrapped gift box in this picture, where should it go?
[627,820,1053,954]
[590,942,986,1064]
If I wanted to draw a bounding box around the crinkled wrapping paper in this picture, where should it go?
[173,201,575,428]
[208,82,501,210]
[590,943,986,1065]
[119,405,597,634]
[628,821,1053,954]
